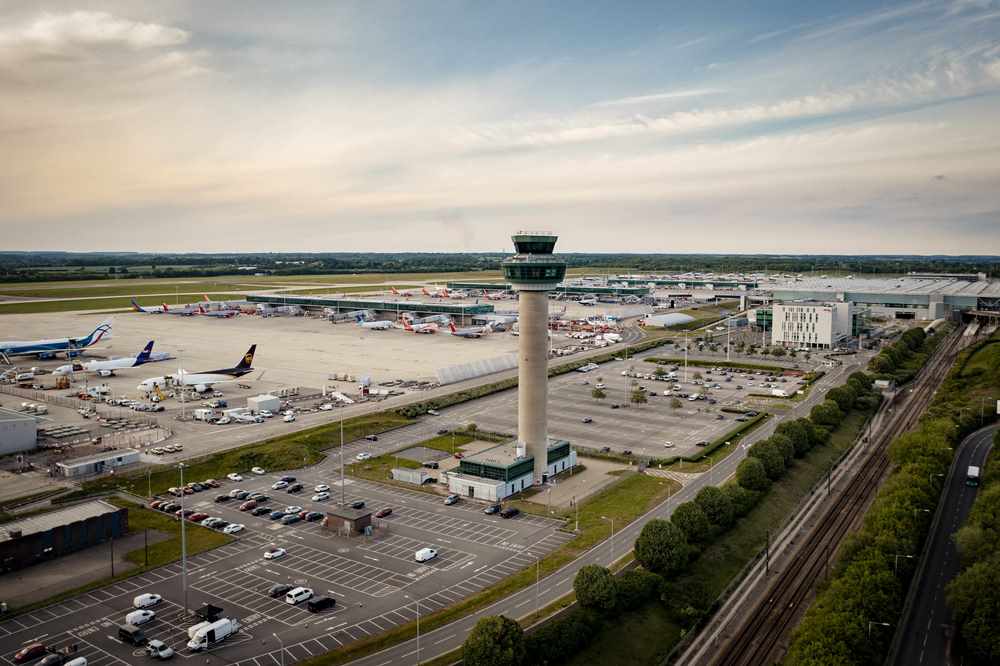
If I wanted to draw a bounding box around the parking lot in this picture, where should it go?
[432,350,815,458]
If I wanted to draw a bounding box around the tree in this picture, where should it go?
[724,484,760,517]
[810,399,843,427]
[769,433,795,466]
[573,565,617,612]
[591,387,607,401]
[775,419,812,457]
[693,371,703,381]
[737,456,771,491]
[749,441,786,480]
[672,501,712,544]
[634,519,690,576]
[670,398,682,409]
[771,346,787,357]
[463,615,526,666]
[948,553,1000,661]
[615,569,661,610]
[695,485,734,529]
[826,385,858,413]
[631,388,648,405]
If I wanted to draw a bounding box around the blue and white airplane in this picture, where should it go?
[53,340,169,377]
[0,320,112,363]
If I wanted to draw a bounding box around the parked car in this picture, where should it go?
[268,584,293,598]
[280,475,296,482]
[414,547,438,563]
[501,507,520,519]
[268,511,286,520]
[444,494,459,505]
[350,500,365,510]
[280,514,301,525]
[305,512,324,522]
[223,523,244,534]
[251,467,266,475]
[307,596,336,613]
[314,484,330,492]
[263,547,287,560]
[239,500,257,511]
[285,587,313,605]
[311,492,330,501]
[125,610,155,626]
[226,473,243,482]
[271,480,289,490]
[287,483,303,493]
[14,643,47,664]
[374,507,393,518]
[214,495,231,503]
[483,504,501,515]
[251,506,271,516]
[133,593,162,608]
[582,417,593,424]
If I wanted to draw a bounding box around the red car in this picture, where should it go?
[187,512,209,522]
[453,452,464,459]
[375,508,393,518]
[239,500,257,511]
[149,500,163,510]
[14,643,46,664]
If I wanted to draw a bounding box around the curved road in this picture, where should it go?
[342,356,865,666]
[892,424,997,666]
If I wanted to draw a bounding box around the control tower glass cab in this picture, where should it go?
[502,232,566,484]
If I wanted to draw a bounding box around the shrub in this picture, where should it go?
[748,442,786,480]
[737,457,770,491]
[671,501,712,544]
[573,565,617,613]
[463,615,525,666]
[695,485,734,529]
[724,484,760,517]
[634,519,690,576]
[614,569,661,611]
[775,419,812,457]
[810,399,844,427]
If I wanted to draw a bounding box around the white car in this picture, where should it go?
[133,593,162,608]
[663,441,675,448]
[227,473,243,482]
[251,466,266,475]
[355,452,372,461]
[272,480,289,490]
[201,517,222,527]
[125,609,155,625]
[283,414,296,423]
[414,547,438,563]
[319,403,333,411]
[264,547,287,560]
[314,484,330,492]
[311,492,330,502]
[223,523,244,534]
[285,505,303,514]
[215,417,231,425]
[228,488,244,498]
[259,410,273,418]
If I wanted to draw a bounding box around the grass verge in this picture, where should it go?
[0,293,238,315]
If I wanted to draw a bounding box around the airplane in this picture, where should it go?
[422,287,447,299]
[54,340,169,377]
[197,304,239,318]
[578,297,598,306]
[448,322,492,338]
[482,289,507,301]
[131,299,167,314]
[446,289,468,299]
[390,287,414,297]
[401,319,437,334]
[356,314,393,330]
[1,320,112,362]
[161,302,197,316]
[202,295,248,309]
[137,345,257,394]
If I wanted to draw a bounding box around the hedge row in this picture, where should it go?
[645,357,792,373]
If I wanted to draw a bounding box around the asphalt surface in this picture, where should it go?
[892,424,997,666]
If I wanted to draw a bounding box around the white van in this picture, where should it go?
[64,658,87,666]
[415,547,438,563]
[285,587,313,605]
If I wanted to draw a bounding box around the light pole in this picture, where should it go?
[574,495,579,532]
[868,621,891,639]
[601,515,615,562]
[178,462,188,616]
[893,553,914,575]
[930,472,944,487]
[273,632,285,666]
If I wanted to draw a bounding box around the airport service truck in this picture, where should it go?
[192,408,215,422]
[770,388,788,398]
[187,618,240,651]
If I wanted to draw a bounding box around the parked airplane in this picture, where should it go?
[1,321,112,362]
[448,322,493,338]
[197,305,239,319]
[131,299,167,314]
[390,287,414,297]
[161,303,197,316]
[422,287,450,299]
[137,345,256,394]
[202,295,249,310]
[482,289,508,301]
[356,314,393,330]
[401,319,437,334]
[578,297,598,306]
[54,340,168,377]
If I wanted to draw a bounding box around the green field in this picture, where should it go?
[273,284,424,296]
[0,281,250,298]
[0,293,239,315]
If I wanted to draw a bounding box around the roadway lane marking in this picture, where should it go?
[434,633,456,645]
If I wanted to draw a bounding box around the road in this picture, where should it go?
[891,424,997,666]
[342,355,866,666]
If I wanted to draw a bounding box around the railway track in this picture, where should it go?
[709,327,970,666]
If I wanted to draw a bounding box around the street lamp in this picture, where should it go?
[930,472,944,486]
[893,554,915,575]
[273,633,285,666]
[601,515,615,562]
[868,621,891,639]
[178,462,188,616]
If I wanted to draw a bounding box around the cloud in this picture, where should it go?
[0,11,189,58]
[591,88,726,107]
[674,36,708,49]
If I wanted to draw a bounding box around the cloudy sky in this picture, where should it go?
[2,1,999,253]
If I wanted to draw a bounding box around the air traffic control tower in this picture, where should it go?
[503,232,566,484]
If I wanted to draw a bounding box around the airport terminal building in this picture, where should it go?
[446,439,576,502]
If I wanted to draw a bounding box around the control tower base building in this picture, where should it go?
[502,232,567,485]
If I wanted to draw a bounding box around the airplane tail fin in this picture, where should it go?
[162,303,169,311]
[449,322,457,333]
[236,345,256,371]
[390,287,399,295]
[402,319,413,331]
[197,304,206,314]
[442,288,450,298]
[130,298,145,313]
[203,295,211,302]
[84,320,113,347]
[135,341,154,365]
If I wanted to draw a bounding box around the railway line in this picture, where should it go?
[708,326,972,666]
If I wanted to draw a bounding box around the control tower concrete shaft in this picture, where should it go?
[502,232,566,484]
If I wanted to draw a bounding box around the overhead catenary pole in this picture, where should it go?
[179,462,189,616]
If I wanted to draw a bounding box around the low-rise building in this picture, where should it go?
[447,439,576,502]
[772,301,855,350]
[0,408,37,455]
[55,449,141,478]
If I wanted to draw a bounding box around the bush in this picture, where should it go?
[748,442,785,480]
[723,484,760,518]
[634,519,690,576]
[826,385,858,412]
[695,485,734,529]
[661,577,713,626]
[671,501,712,544]
[573,565,617,612]
[614,569,661,611]
[463,615,526,666]
[737,457,770,491]
[775,419,812,457]
[769,433,796,466]
[810,399,844,427]
[525,607,603,666]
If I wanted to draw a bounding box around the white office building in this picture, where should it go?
[772,301,853,350]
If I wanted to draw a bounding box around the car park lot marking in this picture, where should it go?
[358,534,475,570]
[264,543,414,598]
[191,566,342,625]
[386,506,518,546]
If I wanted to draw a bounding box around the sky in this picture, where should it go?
[1,1,999,254]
